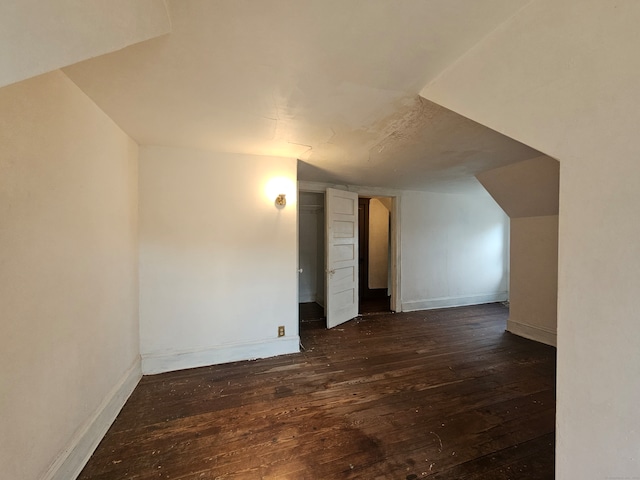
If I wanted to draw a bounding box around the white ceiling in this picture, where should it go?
[63,0,541,192]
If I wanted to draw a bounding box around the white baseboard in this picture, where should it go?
[43,358,142,480]
[507,319,557,347]
[401,292,508,312]
[142,336,301,375]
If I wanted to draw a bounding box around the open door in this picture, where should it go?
[325,188,359,328]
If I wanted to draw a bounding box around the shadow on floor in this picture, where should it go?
[299,297,392,324]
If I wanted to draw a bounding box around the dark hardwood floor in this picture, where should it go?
[359,296,391,315]
[79,304,556,479]
[299,297,392,321]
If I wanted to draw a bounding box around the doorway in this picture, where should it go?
[298,188,398,326]
[298,191,325,323]
[358,197,392,314]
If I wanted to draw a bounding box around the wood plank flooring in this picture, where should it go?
[78,304,556,479]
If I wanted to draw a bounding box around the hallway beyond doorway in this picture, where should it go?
[359,295,391,315]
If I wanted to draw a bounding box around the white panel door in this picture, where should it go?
[326,188,359,328]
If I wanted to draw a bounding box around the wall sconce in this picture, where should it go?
[275,193,287,207]
[265,176,294,209]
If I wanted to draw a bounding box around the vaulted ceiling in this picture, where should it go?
[56,0,544,191]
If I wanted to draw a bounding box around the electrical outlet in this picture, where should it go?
[278,326,285,337]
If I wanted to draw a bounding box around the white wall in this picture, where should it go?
[139,146,299,374]
[298,209,319,303]
[508,216,558,346]
[421,1,640,477]
[0,71,140,480]
[368,198,389,289]
[477,156,559,346]
[298,192,325,304]
[401,189,509,311]
[315,206,326,306]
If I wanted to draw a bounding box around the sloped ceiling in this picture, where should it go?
[63,0,542,191]
[477,155,560,218]
[0,0,170,88]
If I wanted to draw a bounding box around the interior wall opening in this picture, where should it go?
[358,196,392,315]
[298,190,396,326]
[298,191,325,324]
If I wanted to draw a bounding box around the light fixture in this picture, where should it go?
[275,193,286,207]
[265,176,293,208]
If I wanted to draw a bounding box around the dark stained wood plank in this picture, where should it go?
[78,303,556,479]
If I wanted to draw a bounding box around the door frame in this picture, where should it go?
[358,197,370,300]
[298,181,402,313]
